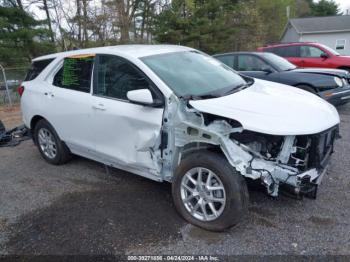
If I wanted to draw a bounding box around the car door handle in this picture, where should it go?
[92,104,106,111]
[44,92,54,98]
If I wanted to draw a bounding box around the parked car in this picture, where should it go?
[0,79,21,90]
[20,45,340,231]
[257,42,350,71]
[213,52,350,105]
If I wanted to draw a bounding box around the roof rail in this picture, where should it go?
[263,42,314,47]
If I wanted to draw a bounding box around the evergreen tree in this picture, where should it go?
[309,0,340,16]
[153,0,251,53]
[0,6,55,66]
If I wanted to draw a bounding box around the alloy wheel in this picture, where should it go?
[180,167,226,221]
[38,128,57,159]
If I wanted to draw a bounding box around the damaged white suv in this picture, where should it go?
[20,45,340,231]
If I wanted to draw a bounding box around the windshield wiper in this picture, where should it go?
[180,79,254,101]
[180,94,218,100]
[222,80,254,96]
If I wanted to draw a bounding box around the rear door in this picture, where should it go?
[44,54,95,154]
[274,46,301,67]
[91,54,164,171]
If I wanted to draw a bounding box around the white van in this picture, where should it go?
[20,45,340,231]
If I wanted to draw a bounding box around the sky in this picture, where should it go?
[328,0,350,14]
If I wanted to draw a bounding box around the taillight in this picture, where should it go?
[18,85,24,97]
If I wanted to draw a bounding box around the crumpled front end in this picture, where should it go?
[161,95,340,198]
[227,127,339,197]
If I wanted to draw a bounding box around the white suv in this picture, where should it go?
[20,45,340,231]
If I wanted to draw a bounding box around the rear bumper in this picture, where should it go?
[319,86,350,105]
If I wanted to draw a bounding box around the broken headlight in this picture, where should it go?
[230,131,284,160]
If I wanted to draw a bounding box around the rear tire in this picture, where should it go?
[34,119,71,165]
[172,151,249,231]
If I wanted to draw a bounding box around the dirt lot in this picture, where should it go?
[0,104,22,129]
[0,103,349,256]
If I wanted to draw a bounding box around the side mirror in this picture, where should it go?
[127,89,162,107]
[261,67,273,74]
[320,53,329,59]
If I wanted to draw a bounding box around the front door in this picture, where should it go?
[298,45,330,68]
[91,54,164,172]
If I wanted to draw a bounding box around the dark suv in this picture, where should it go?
[258,42,350,71]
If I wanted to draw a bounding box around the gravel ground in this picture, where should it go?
[0,103,349,256]
[0,104,21,129]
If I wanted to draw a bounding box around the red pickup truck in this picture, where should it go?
[257,42,350,71]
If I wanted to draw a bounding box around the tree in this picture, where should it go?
[295,0,311,17]
[0,6,55,66]
[154,0,245,53]
[112,0,142,43]
[41,0,55,42]
[153,0,264,54]
[256,0,296,44]
[309,0,340,16]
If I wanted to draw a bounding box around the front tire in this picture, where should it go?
[172,151,249,231]
[34,119,71,165]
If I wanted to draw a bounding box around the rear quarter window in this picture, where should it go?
[25,58,55,81]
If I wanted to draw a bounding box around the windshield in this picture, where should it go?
[318,44,340,56]
[141,51,247,98]
[261,53,296,71]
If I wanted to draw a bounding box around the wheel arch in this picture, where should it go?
[180,142,226,161]
[30,115,55,145]
[295,83,318,93]
[30,115,46,132]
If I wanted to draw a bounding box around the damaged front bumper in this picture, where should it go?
[223,126,339,198]
[320,85,350,106]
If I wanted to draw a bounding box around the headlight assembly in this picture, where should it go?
[334,77,343,87]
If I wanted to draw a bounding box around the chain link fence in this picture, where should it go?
[0,66,28,106]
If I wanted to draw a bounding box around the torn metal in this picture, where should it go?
[154,95,338,198]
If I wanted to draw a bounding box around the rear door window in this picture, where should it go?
[215,55,235,69]
[53,55,94,93]
[264,47,276,53]
[273,46,298,57]
[25,58,54,81]
[237,55,271,71]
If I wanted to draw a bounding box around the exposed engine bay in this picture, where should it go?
[158,95,339,198]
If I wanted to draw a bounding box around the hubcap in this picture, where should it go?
[38,128,57,159]
[180,167,226,221]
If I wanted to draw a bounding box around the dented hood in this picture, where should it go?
[189,79,340,135]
